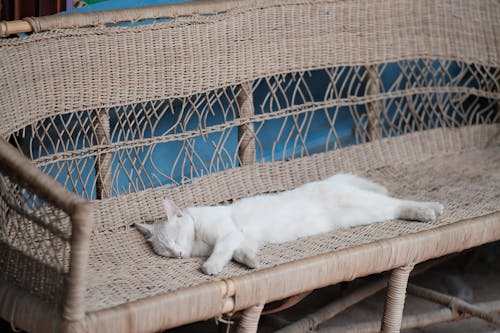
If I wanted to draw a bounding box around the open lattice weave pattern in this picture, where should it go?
[4,59,499,200]
[0,169,70,305]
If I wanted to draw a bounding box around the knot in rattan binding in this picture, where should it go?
[22,17,41,33]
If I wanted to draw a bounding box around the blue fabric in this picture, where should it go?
[63,0,194,27]
[67,0,192,13]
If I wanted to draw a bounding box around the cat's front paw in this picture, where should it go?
[202,261,224,275]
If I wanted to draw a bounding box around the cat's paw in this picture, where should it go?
[402,206,436,222]
[404,202,444,222]
[418,202,444,221]
[201,261,224,275]
[237,254,259,269]
[233,249,259,269]
[244,256,259,269]
[419,208,437,222]
[426,202,444,217]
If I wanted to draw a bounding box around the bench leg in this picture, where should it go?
[380,264,414,333]
[237,304,264,333]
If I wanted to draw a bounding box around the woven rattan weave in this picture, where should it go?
[0,0,499,332]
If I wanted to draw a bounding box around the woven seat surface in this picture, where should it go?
[86,126,500,312]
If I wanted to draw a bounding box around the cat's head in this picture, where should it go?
[135,198,195,259]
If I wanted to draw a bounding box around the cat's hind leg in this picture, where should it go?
[233,237,259,269]
[398,200,444,222]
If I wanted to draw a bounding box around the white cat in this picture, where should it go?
[135,174,443,275]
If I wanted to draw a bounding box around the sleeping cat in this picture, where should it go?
[135,174,443,275]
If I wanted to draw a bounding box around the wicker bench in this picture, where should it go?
[0,1,499,332]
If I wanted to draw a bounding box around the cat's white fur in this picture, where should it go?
[135,174,443,275]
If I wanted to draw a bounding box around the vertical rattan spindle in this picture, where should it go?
[237,304,264,333]
[380,264,414,333]
[237,82,256,166]
[234,87,257,333]
[496,71,500,119]
[94,108,112,199]
[366,65,383,141]
[62,201,94,332]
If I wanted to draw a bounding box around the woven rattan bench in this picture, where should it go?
[0,1,499,332]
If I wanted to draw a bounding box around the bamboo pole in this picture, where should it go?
[407,284,500,325]
[0,20,32,37]
[276,278,389,333]
[318,300,500,333]
[0,0,285,37]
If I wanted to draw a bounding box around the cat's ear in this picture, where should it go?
[164,198,184,221]
[134,223,154,239]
